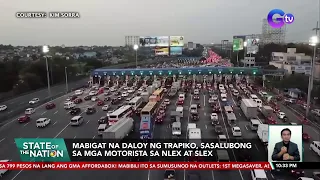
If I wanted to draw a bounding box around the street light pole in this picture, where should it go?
[65,67,68,93]
[307,31,319,116]
[133,44,139,68]
[45,56,51,97]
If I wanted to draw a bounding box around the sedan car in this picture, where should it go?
[277,112,286,119]
[86,107,96,115]
[45,102,56,110]
[73,98,83,104]
[214,125,223,134]
[91,96,98,102]
[69,108,81,115]
[0,105,7,111]
[97,100,104,106]
[84,95,92,101]
[29,98,40,104]
[98,116,108,124]
[102,105,110,111]
[302,132,310,141]
[18,115,30,123]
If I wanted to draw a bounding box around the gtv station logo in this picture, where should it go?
[267,9,294,28]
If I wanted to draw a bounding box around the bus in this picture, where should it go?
[128,97,143,110]
[152,88,165,102]
[108,105,133,125]
[140,102,158,139]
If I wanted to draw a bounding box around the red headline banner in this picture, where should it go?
[0,162,272,170]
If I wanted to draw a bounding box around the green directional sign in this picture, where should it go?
[233,36,245,51]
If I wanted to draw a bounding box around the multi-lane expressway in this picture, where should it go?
[0,78,89,123]
[1,76,320,180]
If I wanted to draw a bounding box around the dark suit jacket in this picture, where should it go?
[271,141,300,161]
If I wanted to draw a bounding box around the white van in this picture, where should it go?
[310,141,320,156]
[250,169,267,180]
[36,118,51,128]
[70,116,84,126]
[221,93,227,102]
[250,119,261,131]
[98,124,108,135]
[254,99,262,108]
[176,106,184,117]
[64,101,76,109]
[187,123,196,132]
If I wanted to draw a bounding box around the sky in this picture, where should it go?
[0,0,319,46]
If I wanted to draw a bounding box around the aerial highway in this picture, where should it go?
[0,78,89,123]
[1,63,320,180]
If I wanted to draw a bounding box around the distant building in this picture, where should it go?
[269,48,320,79]
[188,42,194,50]
[125,36,140,47]
[261,19,286,44]
[241,57,255,67]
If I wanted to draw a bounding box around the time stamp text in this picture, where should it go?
[16,12,80,18]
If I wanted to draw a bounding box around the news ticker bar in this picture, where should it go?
[0,162,319,170]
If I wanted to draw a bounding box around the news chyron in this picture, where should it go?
[16,12,80,18]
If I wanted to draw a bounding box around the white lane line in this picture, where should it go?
[41,111,47,115]
[211,170,215,180]
[245,125,248,131]
[54,123,70,138]
[8,111,13,114]
[86,120,90,124]
[218,95,244,180]
[10,169,23,180]
[1,92,71,128]
[54,111,58,114]
[19,102,24,105]
[9,101,16,104]
[0,138,5,143]
[23,122,29,127]
[203,95,206,107]
[53,121,57,126]
[92,136,96,139]
[73,136,77,139]
[36,136,39,139]
[205,125,208,129]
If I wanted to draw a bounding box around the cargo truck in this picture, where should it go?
[102,118,134,140]
[147,85,156,95]
[240,99,258,120]
[172,122,181,136]
[261,106,273,118]
[257,124,268,145]
[141,92,150,102]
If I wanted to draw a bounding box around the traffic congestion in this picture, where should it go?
[0,60,320,180]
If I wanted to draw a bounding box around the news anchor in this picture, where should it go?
[271,128,300,161]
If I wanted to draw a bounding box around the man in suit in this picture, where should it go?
[271,128,300,161]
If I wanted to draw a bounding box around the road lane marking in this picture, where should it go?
[36,136,39,139]
[41,111,47,115]
[8,110,13,114]
[9,101,16,104]
[54,123,70,138]
[23,122,29,127]
[19,102,24,105]
[245,125,248,131]
[0,138,5,143]
[53,121,57,126]
[10,169,23,180]
[211,170,215,180]
[92,136,95,139]
[284,105,320,135]
[0,91,72,128]
[73,136,77,139]
[54,111,58,114]
[86,120,90,124]
[205,125,208,129]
